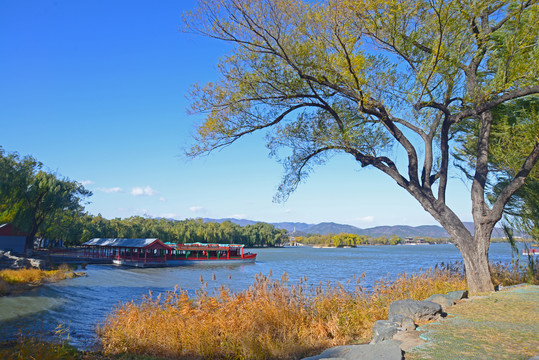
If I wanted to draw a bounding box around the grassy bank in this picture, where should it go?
[98,267,466,360]
[406,285,539,360]
[0,264,78,296]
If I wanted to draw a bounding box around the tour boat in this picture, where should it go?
[81,238,256,267]
[165,242,257,265]
[522,248,538,256]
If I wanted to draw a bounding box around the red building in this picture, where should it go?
[0,223,27,253]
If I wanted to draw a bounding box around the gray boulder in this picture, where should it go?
[371,320,399,344]
[425,294,455,311]
[388,299,442,322]
[387,314,416,331]
[446,290,468,301]
[302,340,403,360]
[0,250,48,270]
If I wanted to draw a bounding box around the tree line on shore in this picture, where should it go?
[296,233,451,247]
[64,215,289,247]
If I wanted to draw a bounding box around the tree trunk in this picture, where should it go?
[414,194,496,294]
[25,233,35,253]
[438,213,496,294]
[459,234,495,293]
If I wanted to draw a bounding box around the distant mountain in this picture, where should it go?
[199,217,514,238]
[201,218,258,227]
[306,222,366,235]
[271,222,314,232]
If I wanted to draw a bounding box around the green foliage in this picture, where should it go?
[300,232,452,246]
[61,215,288,248]
[389,234,401,245]
[455,97,539,240]
[0,148,91,249]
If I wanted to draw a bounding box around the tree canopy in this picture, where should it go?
[183,0,539,293]
[72,215,288,247]
[456,97,539,240]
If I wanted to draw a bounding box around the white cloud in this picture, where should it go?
[97,187,124,193]
[189,206,206,213]
[356,216,374,223]
[229,214,247,219]
[284,209,293,213]
[131,186,157,196]
[159,197,166,202]
[79,180,94,186]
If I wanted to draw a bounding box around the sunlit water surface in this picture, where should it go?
[0,243,525,348]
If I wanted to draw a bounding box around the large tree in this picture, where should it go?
[183,0,539,293]
[0,148,91,251]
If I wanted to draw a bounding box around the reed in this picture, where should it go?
[98,268,467,360]
[490,260,538,286]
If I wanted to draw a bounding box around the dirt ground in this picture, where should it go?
[404,284,539,360]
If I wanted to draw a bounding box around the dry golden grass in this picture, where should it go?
[0,264,75,286]
[98,268,467,360]
[489,260,538,286]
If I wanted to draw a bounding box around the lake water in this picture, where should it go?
[0,243,526,348]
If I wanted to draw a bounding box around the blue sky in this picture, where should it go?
[0,0,474,228]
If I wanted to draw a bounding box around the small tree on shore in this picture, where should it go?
[183,0,539,293]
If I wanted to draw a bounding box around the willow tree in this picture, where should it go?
[0,149,91,251]
[183,0,539,293]
[456,97,539,240]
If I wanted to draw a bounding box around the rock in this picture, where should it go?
[302,340,403,360]
[388,299,442,322]
[387,314,416,331]
[371,320,399,344]
[425,294,455,311]
[446,290,468,301]
[0,251,48,270]
[28,258,46,269]
[13,257,32,269]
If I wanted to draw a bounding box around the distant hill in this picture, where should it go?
[201,218,258,227]
[199,218,513,238]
